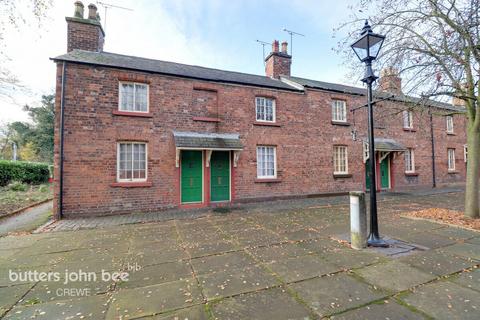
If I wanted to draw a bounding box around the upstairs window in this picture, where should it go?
[446,115,454,133]
[404,148,415,173]
[333,146,348,174]
[117,142,147,181]
[332,100,347,122]
[119,82,149,112]
[403,110,413,129]
[256,97,276,122]
[448,148,456,171]
[257,146,276,178]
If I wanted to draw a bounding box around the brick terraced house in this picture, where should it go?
[52,2,467,218]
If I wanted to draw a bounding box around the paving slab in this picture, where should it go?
[330,300,426,320]
[117,261,193,289]
[197,264,279,300]
[106,279,203,319]
[247,242,315,263]
[355,260,436,292]
[190,251,256,275]
[399,250,477,276]
[0,284,34,317]
[400,280,480,320]
[183,240,239,258]
[147,304,209,319]
[211,287,313,320]
[265,254,340,283]
[3,295,109,319]
[431,227,479,241]
[289,272,386,317]
[449,268,480,292]
[124,248,189,267]
[394,231,457,249]
[320,247,384,270]
[440,243,480,261]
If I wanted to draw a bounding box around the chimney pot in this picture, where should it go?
[272,40,279,53]
[74,1,84,18]
[88,3,98,20]
[281,41,288,54]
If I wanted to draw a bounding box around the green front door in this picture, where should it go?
[181,150,203,203]
[210,151,230,202]
[380,158,390,189]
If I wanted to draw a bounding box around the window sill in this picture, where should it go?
[111,181,153,188]
[447,170,459,174]
[253,121,281,127]
[405,172,419,176]
[113,110,153,118]
[403,128,416,132]
[331,121,350,126]
[254,178,282,183]
[333,173,352,178]
[446,132,456,136]
[192,116,222,122]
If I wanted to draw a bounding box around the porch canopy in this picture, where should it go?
[173,131,243,167]
[363,138,406,162]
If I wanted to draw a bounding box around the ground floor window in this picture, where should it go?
[117,142,147,181]
[333,145,348,174]
[404,148,415,173]
[257,146,276,178]
[447,148,456,171]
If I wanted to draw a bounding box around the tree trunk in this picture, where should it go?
[465,126,480,219]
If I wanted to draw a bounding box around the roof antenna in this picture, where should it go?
[256,40,270,66]
[282,28,305,59]
[96,1,133,31]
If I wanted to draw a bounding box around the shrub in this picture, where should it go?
[38,184,49,193]
[9,181,28,192]
[0,160,50,186]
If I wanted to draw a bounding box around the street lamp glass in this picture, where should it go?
[351,21,385,62]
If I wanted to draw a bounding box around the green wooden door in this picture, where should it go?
[181,151,203,203]
[380,158,390,189]
[210,151,230,202]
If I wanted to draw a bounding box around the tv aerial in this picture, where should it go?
[256,39,270,65]
[96,1,133,31]
[282,28,305,58]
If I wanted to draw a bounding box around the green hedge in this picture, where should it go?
[0,160,50,186]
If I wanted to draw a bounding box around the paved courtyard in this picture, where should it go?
[0,190,479,319]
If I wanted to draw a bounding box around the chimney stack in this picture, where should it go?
[87,3,98,20]
[265,40,292,79]
[66,1,105,52]
[378,67,402,94]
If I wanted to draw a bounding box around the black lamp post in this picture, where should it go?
[351,20,388,247]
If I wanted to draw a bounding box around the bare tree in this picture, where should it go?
[337,0,480,218]
[0,0,52,99]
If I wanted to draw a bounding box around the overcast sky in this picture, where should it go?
[0,0,362,123]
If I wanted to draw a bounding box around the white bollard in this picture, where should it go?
[350,191,367,249]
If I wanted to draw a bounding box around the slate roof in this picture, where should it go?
[52,50,301,92]
[284,76,464,112]
[173,131,243,150]
[364,138,406,152]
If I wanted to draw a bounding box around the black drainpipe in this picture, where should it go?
[58,61,67,219]
[429,110,436,188]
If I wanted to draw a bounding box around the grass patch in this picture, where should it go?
[0,183,53,217]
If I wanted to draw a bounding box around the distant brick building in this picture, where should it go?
[52,2,466,217]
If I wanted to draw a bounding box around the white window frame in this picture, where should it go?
[464,144,468,163]
[117,142,148,182]
[118,82,150,113]
[256,146,277,179]
[447,148,456,171]
[333,145,349,174]
[404,148,415,173]
[446,115,454,133]
[403,110,413,129]
[332,100,347,123]
[255,97,276,123]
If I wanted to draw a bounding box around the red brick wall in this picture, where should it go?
[66,19,104,52]
[53,62,467,217]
